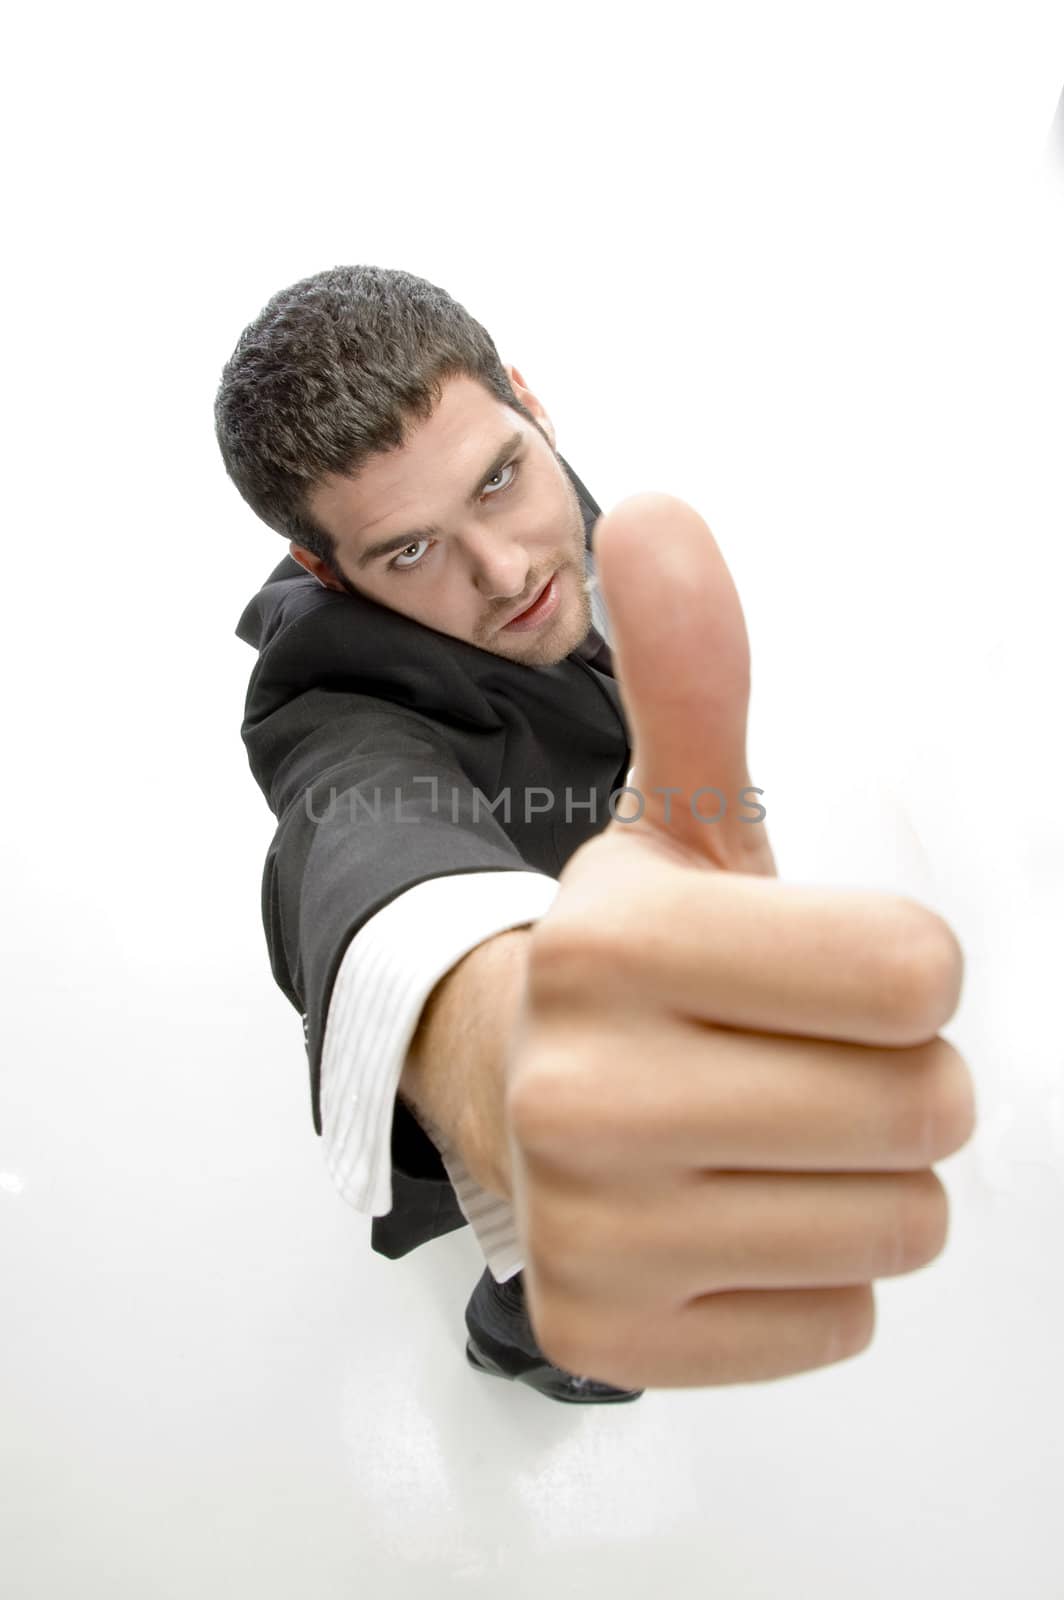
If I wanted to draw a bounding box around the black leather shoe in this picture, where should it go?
[464,1268,645,1406]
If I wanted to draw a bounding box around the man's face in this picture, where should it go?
[292,368,594,668]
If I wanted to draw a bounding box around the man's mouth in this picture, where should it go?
[501,571,555,629]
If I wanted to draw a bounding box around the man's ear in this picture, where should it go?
[504,362,556,450]
[289,541,347,592]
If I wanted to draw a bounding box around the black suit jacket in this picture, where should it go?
[234,455,630,1259]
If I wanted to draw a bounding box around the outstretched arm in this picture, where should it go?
[399,925,531,1203]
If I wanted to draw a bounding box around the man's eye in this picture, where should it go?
[389,537,432,573]
[482,459,518,496]
[386,459,520,574]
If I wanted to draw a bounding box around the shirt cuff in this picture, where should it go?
[319,869,559,1277]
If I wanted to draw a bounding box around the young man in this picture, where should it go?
[216,265,975,1404]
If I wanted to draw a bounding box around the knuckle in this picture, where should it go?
[831,1284,877,1361]
[542,1322,607,1376]
[519,1220,642,1375]
[550,1318,630,1380]
[524,1194,594,1284]
[526,1304,581,1372]
[521,1274,620,1376]
[926,1042,978,1160]
[526,916,625,1010]
[520,1283,580,1371]
[505,1078,566,1161]
[893,1170,950,1271]
[505,1040,600,1156]
[870,908,960,1043]
[881,902,965,1042]
[889,1088,933,1168]
[891,1041,978,1166]
[504,1065,554,1147]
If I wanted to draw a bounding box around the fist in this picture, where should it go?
[503,495,976,1390]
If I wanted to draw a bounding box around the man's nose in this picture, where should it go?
[464,527,530,600]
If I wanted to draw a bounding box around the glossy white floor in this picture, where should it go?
[5,601,1063,1596]
[4,12,1063,1596]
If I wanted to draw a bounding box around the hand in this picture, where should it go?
[503,494,976,1390]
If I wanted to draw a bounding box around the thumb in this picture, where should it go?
[593,493,773,873]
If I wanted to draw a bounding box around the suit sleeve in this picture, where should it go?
[258,695,552,1133]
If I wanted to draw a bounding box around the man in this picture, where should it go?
[217,265,976,1404]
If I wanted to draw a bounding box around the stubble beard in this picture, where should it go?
[484,479,595,668]
[324,468,595,667]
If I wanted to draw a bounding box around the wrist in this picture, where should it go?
[400,926,531,1203]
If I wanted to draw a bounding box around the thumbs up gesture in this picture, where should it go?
[504,494,976,1390]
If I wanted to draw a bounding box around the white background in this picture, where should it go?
[2,3,1062,1596]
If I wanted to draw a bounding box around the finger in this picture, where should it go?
[535,856,964,1048]
[529,1277,877,1390]
[525,1020,974,1176]
[592,493,769,870]
[653,1283,877,1388]
[529,1167,948,1301]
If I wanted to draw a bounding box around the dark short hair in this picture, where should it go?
[214,264,540,574]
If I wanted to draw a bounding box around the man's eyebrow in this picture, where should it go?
[355,429,525,569]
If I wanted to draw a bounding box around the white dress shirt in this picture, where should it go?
[319,870,561,1283]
